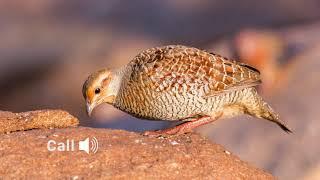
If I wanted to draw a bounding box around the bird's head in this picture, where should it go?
[82,69,119,117]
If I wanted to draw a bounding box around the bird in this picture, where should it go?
[82,45,291,137]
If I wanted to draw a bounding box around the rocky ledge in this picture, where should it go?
[0,110,273,179]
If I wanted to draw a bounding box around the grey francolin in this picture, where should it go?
[82,45,291,136]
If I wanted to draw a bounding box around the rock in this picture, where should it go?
[0,127,273,179]
[0,110,79,133]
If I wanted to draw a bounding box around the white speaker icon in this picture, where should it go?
[78,137,99,154]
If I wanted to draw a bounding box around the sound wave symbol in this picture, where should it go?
[78,137,99,154]
[90,137,98,154]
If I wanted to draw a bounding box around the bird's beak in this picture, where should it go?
[86,95,115,117]
[86,102,95,117]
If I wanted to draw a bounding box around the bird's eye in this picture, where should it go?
[95,88,101,94]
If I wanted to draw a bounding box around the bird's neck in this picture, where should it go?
[108,66,127,103]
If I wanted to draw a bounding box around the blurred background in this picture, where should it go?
[1,0,320,179]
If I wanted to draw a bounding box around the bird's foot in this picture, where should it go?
[142,125,193,138]
[143,114,221,137]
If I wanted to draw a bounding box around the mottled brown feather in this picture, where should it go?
[127,45,260,97]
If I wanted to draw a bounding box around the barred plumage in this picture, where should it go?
[83,45,291,136]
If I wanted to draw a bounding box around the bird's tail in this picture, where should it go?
[246,89,292,133]
[258,101,292,133]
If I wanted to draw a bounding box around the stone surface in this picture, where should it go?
[0,127,273,179]
[0,110,79,133]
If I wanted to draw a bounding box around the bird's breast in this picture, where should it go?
[114,80,249,121]
[114,85,212,121]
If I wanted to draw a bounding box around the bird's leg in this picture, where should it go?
[143,113,223,137]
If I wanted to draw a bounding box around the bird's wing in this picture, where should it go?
[128,45,261,97]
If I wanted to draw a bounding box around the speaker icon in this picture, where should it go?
[78,137,99,154]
